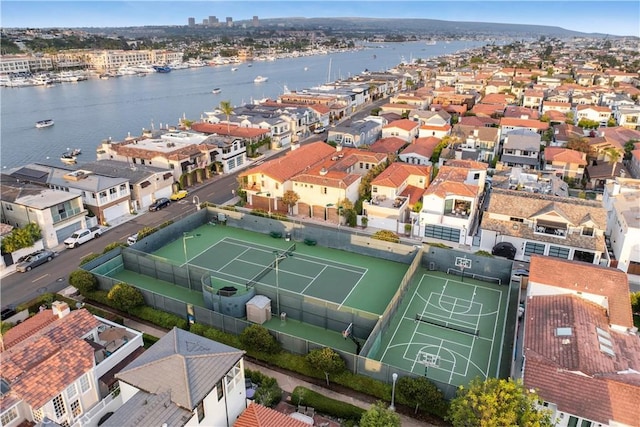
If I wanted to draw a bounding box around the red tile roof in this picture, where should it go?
[191,122,270,138]
[1,310,58,350]
[544,147,587,165]
[500,117,549,130]
[369,137,407,154]
[383,119,419,131]
[371,162,430,188]
[234,403,310,427]
[528,255,633,327]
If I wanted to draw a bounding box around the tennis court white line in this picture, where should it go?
[409,318,493,344]
[337,267,368,310]
[182,240,227,266]
[218,247,252,271]
[496,281,511,377]
[234,258,316,280]
[418,307,480,329]
[300,265,327,294]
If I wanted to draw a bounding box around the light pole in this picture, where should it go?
[193,195,200,211]
[389,373,398,411]
[183,232,200,290]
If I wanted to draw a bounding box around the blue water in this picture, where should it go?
[0,40,486,169]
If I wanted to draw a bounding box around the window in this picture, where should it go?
[548,245,570,259]
[196,401,205,422]
[573,250,595,264]
[372,186,378,193]
[322,187,327,194]
[70,400,81,418]
[582,226,594,236]
[473,173,480,179]
[1,407,18,425]
[567,416,579,427]
[66,383,77,400]
[524,242,546,256]
[510,217,524,223]
[53,394,67,418]
[109,188,116,195]
[216,380,224,401]
[32,408,44,423]
[79,374,91,393]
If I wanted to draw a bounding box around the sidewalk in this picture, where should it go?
[123,318,435,427]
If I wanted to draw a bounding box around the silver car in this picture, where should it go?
[15,250,56,272]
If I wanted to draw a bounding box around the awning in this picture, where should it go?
[140,180,151,188]
[163,172,173,180]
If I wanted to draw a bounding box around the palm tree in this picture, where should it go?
[604,147,621,177]
[219,100,233,135]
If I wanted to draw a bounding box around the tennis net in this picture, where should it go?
[415,314,478,336]
[246,259,277,289]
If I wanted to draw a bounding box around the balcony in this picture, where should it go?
[52,206,84,224]
[534,224,567,237]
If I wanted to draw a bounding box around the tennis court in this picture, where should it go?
[374,270,509,387]
[188,237,368,307]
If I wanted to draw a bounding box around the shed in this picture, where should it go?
[246,295,272,324]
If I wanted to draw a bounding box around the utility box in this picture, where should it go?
[246,295,272,324]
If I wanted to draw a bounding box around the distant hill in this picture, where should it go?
[81,17,616,39]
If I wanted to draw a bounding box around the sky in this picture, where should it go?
[1,1,639,37]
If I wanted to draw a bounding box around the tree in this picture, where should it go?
[396,375,448,416]
[630,291,640,314]
[68,269,98,294]
[305,347,346,385]
[604,147,622,176]
[360,401,401,427]
[447,377,553,427]
[281,190,300,214]
[107,283,144,312]
[219,100,234,134]
[239,324,281,354]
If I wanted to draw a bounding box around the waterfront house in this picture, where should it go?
[521,256,639,427]
[0,174,86,249]
[102,327,246,427]
[0,303,144,427]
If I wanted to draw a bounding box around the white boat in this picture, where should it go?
[35,119,54,128]
[231,67,238,71]
[254,75,268,83]
[60,153,77,164]
[212,88,221,94]
[70,148,82,156]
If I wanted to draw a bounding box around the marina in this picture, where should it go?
[1,40,487,170]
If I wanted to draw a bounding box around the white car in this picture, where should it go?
[313,126,326,134]
[127,233,139,246]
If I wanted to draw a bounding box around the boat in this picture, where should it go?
[70,148,82,156]
[254,75,268,83]
[231,67,238,71]
[212,88,221,94]
[60,153,77,164]
[153,65,172,73]
[35,119,54,128]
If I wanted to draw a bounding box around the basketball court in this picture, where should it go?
[373,257,509,387]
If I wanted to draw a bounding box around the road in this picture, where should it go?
[0,97,390,308]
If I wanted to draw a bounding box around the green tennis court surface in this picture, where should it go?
[373,271,509,387]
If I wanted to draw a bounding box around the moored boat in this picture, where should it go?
[60,152,77,164]
[254,75,268,83]
[153,65,172,73]
[71,148,82,156]
[212,88,221,94]
[35,119,54,128]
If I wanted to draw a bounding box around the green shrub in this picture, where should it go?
[16,293,55,313]
[68,270,98,294]
[79,253,101,266]
[291,386,365,422]
[189,322,242,348]
[240,324,281,354]
[107,283,145,312]
[474,250,493,257]
[143,333,160,348]
[102,241,126,253]
[250,208,269,217]
[137,226,159,240]
[254,376,282,408]
[371,230,400,243]
[129,305,189,330]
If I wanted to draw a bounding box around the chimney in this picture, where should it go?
[336,144,343,152]
[52,301,71,318]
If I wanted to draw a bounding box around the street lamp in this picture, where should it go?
[193,195,200,211]
[389,373,398,411]
[183,232,200,290]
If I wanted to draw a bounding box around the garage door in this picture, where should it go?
[55,221,83,242]
[103,202,129,223]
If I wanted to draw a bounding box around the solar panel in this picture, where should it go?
[13,167,48,180]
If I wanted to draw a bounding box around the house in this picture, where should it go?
[575,105,612,126]
[541,101,572,116]
[499,117,549,141]
[522,89,545,110]
[10,164,131,226]
[551,123,585,147]
[479,188,607,265]
[417,160,486,245]
[71,160,175,212]
[584,160,630,191]
[0,303,144,427]
[327,118,382,148]
[381,119,420,143]
[521,256,640,427]
[363,162,432,233]
[451,124,500,162]
[542,147,588,180]
[235,402,311,427]
[102,327,246,427]
[602,177,640,282]
[501,129,542,170]
[0,173,87,249]
[614,106,640,131]
[398,136,441,166]
[368,137,407,156]
[239,142,387,219]
[629,148,640,179]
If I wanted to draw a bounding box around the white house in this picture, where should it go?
[102,327,246,427]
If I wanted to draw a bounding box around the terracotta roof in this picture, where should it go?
[234,403,310,427]
[368,137,407,154]
[400,137,439,158]
[420,124,451,132]
[528,255,633,327]
[576,105,613,113]
[458,116,499,127]
[544,147,587,165]
[0,310,58,350]
[445,159,488,170]
[371,162,431,188]
[309,104,330,114]
[400,184,428,207]
[480,93,514,105]
[383,118,419,131]
[471,103,504,117]
[191,122,270,138]
[424,165,478,198]
[500,117,549,130]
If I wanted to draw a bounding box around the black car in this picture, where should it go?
[149,197,170,211]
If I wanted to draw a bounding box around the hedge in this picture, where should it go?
[291,386,365,422]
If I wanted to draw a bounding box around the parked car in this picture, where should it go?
[313,126,326,134]
[149,197,170,211]
[63,226,103,249]
[170,190,189,200]
[512,269,530,282]
[15,249,56,272]
[1,307,16,321]
[127,233,139,246]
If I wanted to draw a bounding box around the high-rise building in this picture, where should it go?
[209,15,218,26]
[188,17,195,27]
[226,17,233,27]
[252,16,259,27]
[202,19,208,26]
